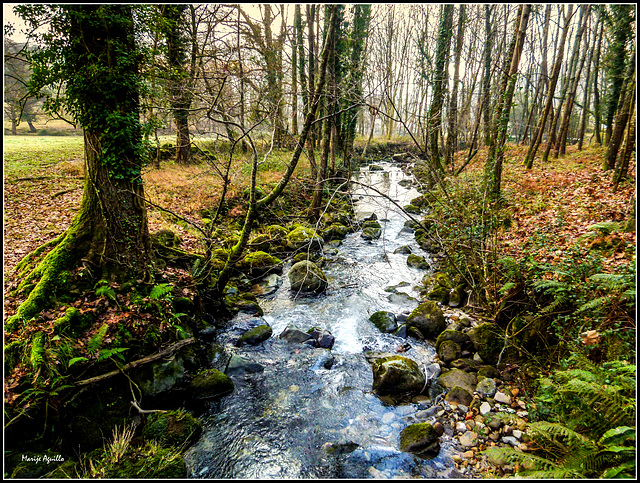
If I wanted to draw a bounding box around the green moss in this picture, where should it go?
[237,325,273,346]
[142,409,202,447]
[399,423,438,453]
[189,368,234,399]
[4,339,25,371]
[94,442,187,478]
[53,307,91,337]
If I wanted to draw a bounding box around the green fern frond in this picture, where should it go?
[97,347,129,362]
[533,279,569,292]
[150,283,173,301]
[527,421,597,452]
[600,460,636,478]
[576,296,612,313]
[586,221,620,235]
[87,324,109,355]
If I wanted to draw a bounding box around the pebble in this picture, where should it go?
[462,450,475,459]
[456,421,467,433]
[494,392,512,405]
[501,436,519,446]
[479,401,492,415]
[512,429,523,440]
[459,431,478,447]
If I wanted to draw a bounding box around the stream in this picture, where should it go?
[184,162,461,479]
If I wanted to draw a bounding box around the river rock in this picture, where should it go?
[468,322,503,365]
[142,410,202,447]
[479,401,492,415]
[444,386,473,406]
[311,349,335,370]
[307,327,335,349]
[405,301,446,340]
[435,329,473,352]
[279,326,314,345]
[369,311,398,333]
[225,355,265,376]
[361,220,382,240]
[477,365,501,380]
[436,368,477,394]
[286,226,323,251]
[437,340,461,364]
[288,260,328,294]
[236,324,273,346]
[399,423,440,458]
[394,245,412,254]
[238,251,283,278]
[459,431,478,447]
[189,368,234,399]
[371,355,426,397]
[407,254,430,270]
[322,223,351,242]
[494,391,512,405]
[475,378,497,398]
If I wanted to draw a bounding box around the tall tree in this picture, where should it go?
[162,4,197,164]
[445,5,466,170]
[524,4,574,169]
[485,4,531,201]
[427,4,454,176]
[9,4,152,328]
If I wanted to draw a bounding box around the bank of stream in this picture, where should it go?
[184,162,465,478]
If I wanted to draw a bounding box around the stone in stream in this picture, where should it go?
[436,368,477,394]
[399,423,441,458]
[406,254,430,270]
[288,260,328,294]
[437,340,462,364]
[189,368,234,399]
[236,324,273,347]
[405,301,446,340]
[369,311,398,334]
[225,355,265,376]
[371,355,426,397]
[475,378,497,398]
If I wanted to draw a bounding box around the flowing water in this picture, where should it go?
[184,162,460,479]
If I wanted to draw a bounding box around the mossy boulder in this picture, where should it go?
[399,423,440,458]
[189,368,234,400]
[435,329,473,352]
[371,355,426,397]
[394,245,412,255]
[448,284,467,307]
[236,324,273,346]
[288,260,328,294]
[405,301,446,340]
[407,254,430,269]
[237,251,282,277]
[224,292,264,316]
[322,223,351,241]
[135,356,187,397]
[437,340,461,364]
[444,385,473,406]
[248,233,273,252]
[468,322,503,365]
[151,229,182,248]
[403,204,422,215]
[265,224,289,240]
[369,311,398,333]
[436,368,477,394]
[286,226,322,251]
[142,409,202,447]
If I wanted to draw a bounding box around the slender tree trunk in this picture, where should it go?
[485,4,531,201]
[592,18,604,145]
[524,4,574,169]
[445,5,466,171]
[481,5,494,146]
[612,87,635,191]
[605,48,635,172]
[577,19,597,150]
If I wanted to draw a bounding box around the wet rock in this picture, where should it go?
[449,358,482,372]
[311,349,335,370]
[371,355,426,397]
[394,245,412,254]
[448,284,468,308]
[369,311,398,334]
[253,273,283,297]
[399,423,441,458]
[407,254,430,270]
[405,301,446,340]
[225,355,265,376]
[236,324,273,347]
[322,223,351,242]
[189,368,234,399]
[136,356,186,397]
[279,326,314,344]
[237,251,283,278]
[307,327,335,349]
[477,365,501,380]
[288,260,328,294]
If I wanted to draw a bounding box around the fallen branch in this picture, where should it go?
[75,337,195,387]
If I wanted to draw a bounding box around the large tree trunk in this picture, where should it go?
[8,5,151,330]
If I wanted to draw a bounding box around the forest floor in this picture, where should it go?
[4,137,635,281]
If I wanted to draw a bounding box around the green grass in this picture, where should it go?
[4,135,84,179]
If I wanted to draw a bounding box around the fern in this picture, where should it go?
[150,283,173,301]
[98,347,129,362]
[95,280,117,301]
[87,324,109,355]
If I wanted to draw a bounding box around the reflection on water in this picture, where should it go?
[184,163,458,479]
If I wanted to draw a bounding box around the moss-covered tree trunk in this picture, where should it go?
[9,5,152,329]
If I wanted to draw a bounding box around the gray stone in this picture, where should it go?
[288,260,328,293]
[459,431,478,448]
[475,378,497,398]
[371,355,426,397]
[479,401,492,415]
[501,436,519,446]
[494,391,512,405]
[436,368,477,394]
[225,355,265,376]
